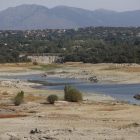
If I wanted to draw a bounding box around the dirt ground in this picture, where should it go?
[0,95,140,140]
[0,63,140,140]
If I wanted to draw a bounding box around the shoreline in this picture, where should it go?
[0,75,132,105]
[0,63,140,105]
[1,63,140,139]
[0,63,140,84]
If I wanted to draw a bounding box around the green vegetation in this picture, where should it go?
[33,62,38,65]
[101,68,119,71]
[2,92,8,95]
[13,91,24,106]
[30,64,62,71]
[64,85,83,102]
[47,95,58,104]
[64,85,71,101]
[1,27,140,63]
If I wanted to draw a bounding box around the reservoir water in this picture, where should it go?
[2,74,140,105]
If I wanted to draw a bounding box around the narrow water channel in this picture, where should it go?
[2,74,140,104]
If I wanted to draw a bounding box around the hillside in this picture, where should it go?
[0,4,140,30]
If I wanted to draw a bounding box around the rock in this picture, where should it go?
[38,115,46,117]
[88,76,99,82]
[30,136,38,140]
[27,79,31,82]
[42,73,48,78]
[30,128,42,134]
[134,93,140,100]
[35,128,38,133]
[43,136,58,140]
[9,136,21,140]
[132,122,140,126]
[30,130,36,134]
[44,73,48,77]
[7,133,17,137]
[29,111,37,113]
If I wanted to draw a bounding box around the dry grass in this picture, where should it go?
[118,66,140,72]
[101,65,140,73]
[0,94,13,98]
[101,67,120,71]
[0,63,41,72]
[0,114,27,119]
[64,62,83,65]
[24,95,44,102]
[98,107,128,111]
[0,63,40,68]
[0,103,8,108]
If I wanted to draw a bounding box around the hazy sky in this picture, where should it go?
[0,0,140,12]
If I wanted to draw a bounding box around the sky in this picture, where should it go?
[0,0,140,12]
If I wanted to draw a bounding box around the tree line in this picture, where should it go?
[0,26,140,63]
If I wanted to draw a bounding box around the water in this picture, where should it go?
[2,74,140,104]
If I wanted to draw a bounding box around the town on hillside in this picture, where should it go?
[0,26,140,63]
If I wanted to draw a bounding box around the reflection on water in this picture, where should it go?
[2,74,140,105]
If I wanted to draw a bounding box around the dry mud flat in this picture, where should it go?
[0,63,140,139]
[47,63,140,84]
[0,86,138,140]
[0,98,140,140]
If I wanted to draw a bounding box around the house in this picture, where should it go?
[46,30,49,32]
[62,48,66,50]
[74,40,85,43]
[52,29,55,32]
[74,28,78,31]
[25,44,29,46]
[137,33,140,37]
[113,33,117,36]
[36,34,40,36]
[42,35,45,37]
[57,31,62,33]
[20,44,24,47]
[86,48,91,50]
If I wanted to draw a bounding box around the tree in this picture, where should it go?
[13,91,24,106]
[64,85,83,102]
[47,95,58,104]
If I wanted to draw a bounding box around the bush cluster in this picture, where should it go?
[47,95,58,104]
[64,85,83,102]
[13,91,24,106]
[33,62,38,65]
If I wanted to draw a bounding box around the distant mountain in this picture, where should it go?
[0,4,140,30]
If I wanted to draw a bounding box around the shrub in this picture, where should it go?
[64,86,83,102]
[33,62,38,65]
[47,95,58,104]
[2,92,8,95]
[64,84,71,101]
[13,91,24,106]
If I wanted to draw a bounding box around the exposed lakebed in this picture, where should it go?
[2,74,140,104]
